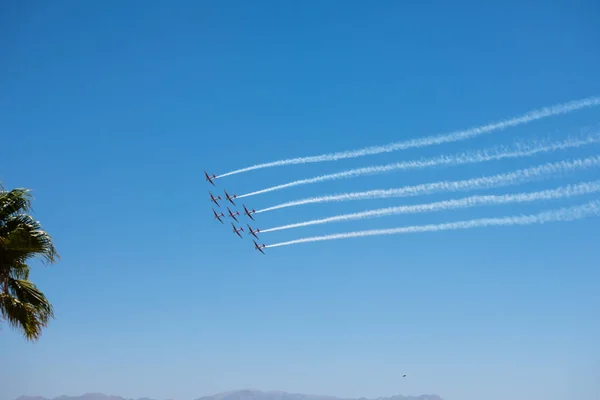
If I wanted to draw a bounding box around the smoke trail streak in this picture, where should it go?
[260,181,600,233]
[256,155,600,213]
[217,96,600,178]
[238,135,600,198]
[265,199,600,248]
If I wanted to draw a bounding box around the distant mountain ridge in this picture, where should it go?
[194,390,442,400]
[16,390,443,400]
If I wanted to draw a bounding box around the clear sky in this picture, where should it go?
[1,1,600,400]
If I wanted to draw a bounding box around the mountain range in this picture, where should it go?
[16,390,443,400]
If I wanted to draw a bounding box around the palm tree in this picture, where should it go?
[0,185,58,341]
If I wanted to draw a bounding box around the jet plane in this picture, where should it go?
[204,170,217,186]
[209,191,221,206]
[247,224,260,239]
[253,240,266,254]
[243,204,256,220]
[224,190,237,205]
[212,209,224,224]
[231,223,244,238]
[227,207,240,222]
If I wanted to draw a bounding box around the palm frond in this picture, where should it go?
[0,188,33,221]
[0,292,48,341]
[0,214,58,264]
[8,278,54,322]
[9,262,30,280]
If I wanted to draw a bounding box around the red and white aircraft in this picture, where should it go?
[212,209,224,224]
[253,240,266,254]
[209,191,221,206]
[247,224,260,239]
[204,170,217,186]
[227,207,240,222]
[231,223,244,238]
[243,204,256,220]
[224,190,237,205]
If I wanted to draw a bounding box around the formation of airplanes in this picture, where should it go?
[206,170,267,254]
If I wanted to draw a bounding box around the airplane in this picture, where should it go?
[253,239,266,254]
[212,209,224,224]
[204,170,217,186]
[243,204,256,220]
[209,191,221,206]
[247,224,260,239]
[227,207,240,223]
[231,222,244,238]
[224,189,237,205]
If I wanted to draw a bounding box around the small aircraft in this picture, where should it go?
[212,209,224,224]
[231,222,244,238]
[247,224,260,239]
[209,191,221,206]
[224,189,237,205]
[227,207,240,222]
[243,204,256,220]
[204,170,217,186]
[253,239,266,254]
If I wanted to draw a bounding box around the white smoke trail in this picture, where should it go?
[256,155,600,213]
[260,181,600,233]
[238,135,600,198]
[217,96,600,178]
[265,199,600,248]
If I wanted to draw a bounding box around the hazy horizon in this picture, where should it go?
[12,389,442,400]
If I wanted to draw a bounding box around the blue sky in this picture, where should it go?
[1,1,600,400]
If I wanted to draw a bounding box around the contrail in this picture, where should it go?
[256,155,600,213]
[217,96,600,178]
[260,181,600,233]
[265,199,600,248]
[238,134,600,198]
